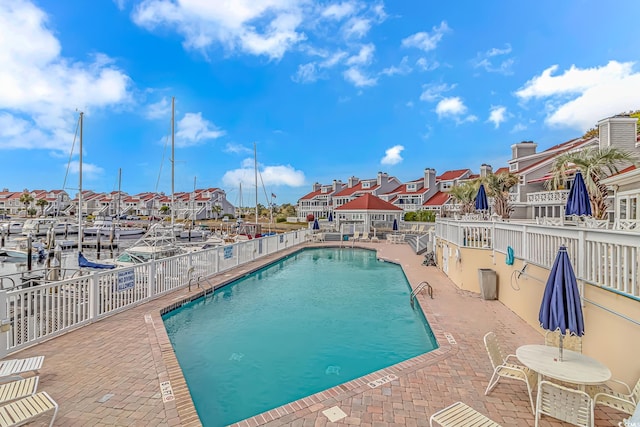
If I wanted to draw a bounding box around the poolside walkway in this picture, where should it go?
[7,242,625,426]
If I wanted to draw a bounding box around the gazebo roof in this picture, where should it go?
[335,193,403,211]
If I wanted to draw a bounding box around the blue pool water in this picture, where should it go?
[163,248,438,426]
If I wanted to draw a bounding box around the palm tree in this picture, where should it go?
[36,199,49,216]
[448,181,478,215]
[483,172,520,219]
[548,147,639,219]
[19,192,34,217]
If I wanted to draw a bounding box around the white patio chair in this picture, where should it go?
[430,401,502,427]
[352,231,360,242]
[484,332,537,414]
[544,330,582,353]
[535,380,593,427]
[591,376,640,418]
[360,232,370,242]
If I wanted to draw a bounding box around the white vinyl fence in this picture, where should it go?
[1,229,311,355]
[435,220,639,300]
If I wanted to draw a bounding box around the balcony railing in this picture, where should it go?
[435,219,639,300]
[526,190,569,205]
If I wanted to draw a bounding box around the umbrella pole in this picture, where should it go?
[559,334,563,362]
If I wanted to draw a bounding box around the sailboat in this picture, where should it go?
[234,143,262,241]
[74,112,116,270]
[113,97,187,266]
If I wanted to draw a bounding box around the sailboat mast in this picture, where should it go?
[117,168,122,225]
[171,96,175,229]
[77,112,83,250]
[254,142,258,224]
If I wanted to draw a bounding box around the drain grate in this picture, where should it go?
[367,373,398,388]
[322,406,347,422]
[444,332,457,345]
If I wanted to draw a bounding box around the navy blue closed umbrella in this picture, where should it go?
[328,212,333,222]
[392,218,398,231]
[565,171,592,216]
[312,219,320,230]
[538,245,584,361]
[475,184,489,211]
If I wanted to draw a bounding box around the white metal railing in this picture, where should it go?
[526,190,570,205]
[436,219,639,300]
[1,228,311,354]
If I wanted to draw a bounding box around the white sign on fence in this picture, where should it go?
[117,268,135,292]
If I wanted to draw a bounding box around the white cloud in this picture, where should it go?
[0,1,132,152]
[222,162,305,188]
[343,67,377,87]
[224,142,252,154]
[419,82,456,102]
[511,123,527,133]
[175,113,225,147]
[472,44,514,75]
[516,61,640,130]
[320,51,348,68]
[67,160,105,180]
[346,43,375,66]
[401,21,450,52]
[435,97,477,123]
[145,97,171,120]
[343,17,371,39]
[381,56,411,76]
[381,145,404,165]
[292,62,319,83]
[322,2,357,20]
[487,105,507,129]
[133,0,306,60]
[416,57,439,71]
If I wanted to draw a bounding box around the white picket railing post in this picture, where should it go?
[0,291,9,359]
[149,260,156,298]
[90,272,99,320]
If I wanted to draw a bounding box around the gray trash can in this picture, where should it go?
[478,268,497,300]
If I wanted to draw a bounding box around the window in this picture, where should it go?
[362,182,371,189]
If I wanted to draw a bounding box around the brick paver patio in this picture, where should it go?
[6,242,626,426]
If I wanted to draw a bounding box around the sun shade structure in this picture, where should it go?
[328,212,333,222]
[538,245,584,361]
[565,171,592,217]
[392,218,398,231]
[312,219,320,230]
[475,184,489,211]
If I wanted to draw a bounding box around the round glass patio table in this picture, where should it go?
[516,344,611,386]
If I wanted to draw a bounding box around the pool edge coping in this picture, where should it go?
[151,243,456,426]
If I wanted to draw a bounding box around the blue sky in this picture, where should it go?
[1,1,640,205]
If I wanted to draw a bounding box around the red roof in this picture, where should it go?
[516,138,592,174]
[436,169,469,181]
[423,191,450,206]
[300,189,322,200]
[494,167,509,174]
[335,193,403,211]
[334,181,380,197]
[607,164,637,178]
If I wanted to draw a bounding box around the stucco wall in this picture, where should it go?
[436,238,640,386]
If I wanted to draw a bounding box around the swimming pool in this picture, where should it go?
[163,247,438,426]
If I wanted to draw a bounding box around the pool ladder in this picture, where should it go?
[410,281,433,307]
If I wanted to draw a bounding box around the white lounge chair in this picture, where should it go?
[535,380,593,427]
[0,391,58,427]
[430,401,502,427]
[352,231,360,242]
[0,377,39,405]
[360,232,370,242]
[484,332,536,414]
[0,356,44,380]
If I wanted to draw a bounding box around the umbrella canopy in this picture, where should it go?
[392,218,398,231]
[538,245,584,361]
[312,219,320,230]
[475,184,489,211]
[565,171,592,216]
[328,212,333,222]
